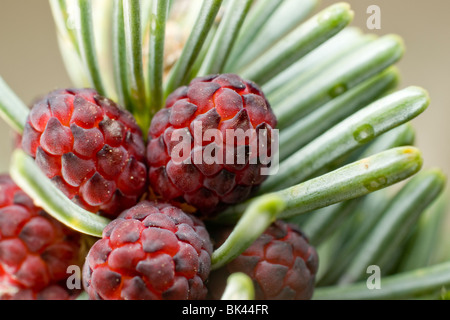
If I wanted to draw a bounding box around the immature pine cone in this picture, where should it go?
[82,201,213,300]
[22,88,147,218]
[0,175,82,300]
[210,220,319,300]
[147,74,277,218]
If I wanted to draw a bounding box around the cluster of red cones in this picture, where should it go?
[0,74,318,300]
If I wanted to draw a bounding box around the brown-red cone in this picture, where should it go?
[209,220,318,300]
[82,200,213,300]
[146,74,277,218]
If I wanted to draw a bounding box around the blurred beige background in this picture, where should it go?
[0,0,449,190]
[319,0,450,185]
